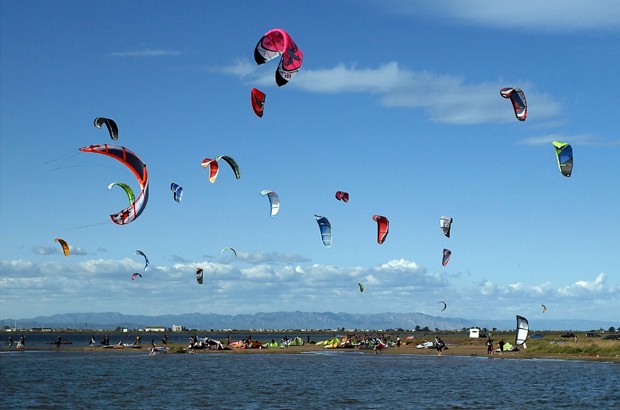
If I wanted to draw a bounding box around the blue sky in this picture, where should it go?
[1,0,619,324]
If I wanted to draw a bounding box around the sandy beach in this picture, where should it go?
[17,334,616,362]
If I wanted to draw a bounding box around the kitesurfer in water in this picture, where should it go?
[55,336,62,348]
[7,335,13,347]
[435,336,445,356]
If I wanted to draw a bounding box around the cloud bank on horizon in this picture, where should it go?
[1,253,617,322]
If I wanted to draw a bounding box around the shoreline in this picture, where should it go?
[4,342,619,363]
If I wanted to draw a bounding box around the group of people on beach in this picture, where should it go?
[5,334,25,349]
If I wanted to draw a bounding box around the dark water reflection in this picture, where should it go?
[2,350,619,409]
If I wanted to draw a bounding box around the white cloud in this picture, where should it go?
[518,133,599,146]
[110,48,182,57]
[383,0,620,32]
[217,60,562,124]
[0,256,617,321]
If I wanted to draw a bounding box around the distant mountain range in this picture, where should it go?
[2,311,616,332]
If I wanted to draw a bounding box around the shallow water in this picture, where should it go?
[1,350,618,409]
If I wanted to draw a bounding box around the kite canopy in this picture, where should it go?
[108,182,135,206]
[215,155,241,179]
[260,190,280,217]
[94,117,119,140]
[500,87,527,121]
[541,304,547,314]
[135,250,149,271]
[54,238,70,256]
[372,215,389,244]
[79,144,149,225]
[251,88,266,117]
[358,283,364,292]
[515,315,529,346]
[221,247,237,258]
[442,248,452,267]
[254,28,303,86]
[335,191,349,202]
[438,300,447,312]
[201,158,219,183]
[553,141,573,177]
[439,216,453,238]
[131,272,142,280]
[196,268,204,285]
[170,183,183,203]
[314,215,332,248]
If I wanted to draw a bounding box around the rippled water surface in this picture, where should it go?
[1,350,619,409]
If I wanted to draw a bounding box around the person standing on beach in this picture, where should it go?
[396,336,401,348]
[498,339,505,353]
[162,334,168,346]
[55,335,62,348]
[7,335,13,347]
[16,334,25,349]
[435,336,445,356]
[486,337,494,355]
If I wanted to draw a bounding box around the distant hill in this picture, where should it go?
[1,311,615,332]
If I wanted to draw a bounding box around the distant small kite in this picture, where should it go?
[335,191,349,203]
[170,183,183,203]
[442,249,451,267]
[372,215,389,244]
[438,301,447,312]
[221,247,237,258]
[54,238,70,256]
[94,117,119,140]
[261,190,280,218]
[500,87,527,121]
[251,88,266,117]
[131,273,142,280]
[541,304,547,313]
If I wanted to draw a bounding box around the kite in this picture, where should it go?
[254,28,303,86]
[440,216,453,238]
[260,190,280,217]
[215,155,241,179]
[372,215,389,244]
[196,267,204,285]
[80,144,149,225]
[251,88,266,117]
[221,247,237,258]
[358,283,364,292]
[314,215,332,248]
[442,248,452,267]
[201,158,219,183]
[515,315,529,346]
[438,301,447,312]
[131,273,142,280]
[335,191,349,203]
[135,250,149,271]
[500,87,527,121]
[541,304,547,314]
[553,141,573,177]
[54,238,70,256]
[94,117,119,140]
[170,183,183,203]
[108,182,135,206]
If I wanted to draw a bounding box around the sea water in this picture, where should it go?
[1,349,618,409]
